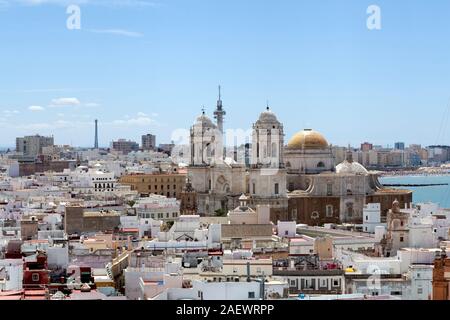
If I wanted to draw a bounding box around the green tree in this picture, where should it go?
[215,209,226,217]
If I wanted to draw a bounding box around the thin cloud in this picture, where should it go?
[105,113,158,127]
[2,109,20,117]
[88,29,144,38]
[49,97,81,107]
[28,105,45,111]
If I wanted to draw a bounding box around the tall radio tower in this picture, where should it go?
[213,85,226,135]
[94,119,99,149]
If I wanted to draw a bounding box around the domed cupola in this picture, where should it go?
[335,149,369,174]
[194,109,216,129]
[251,105,285,167]
[287,129,329,150]
[257,106,280,125]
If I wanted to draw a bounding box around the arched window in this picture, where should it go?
[346,203,354,217]
[317,162,325,168]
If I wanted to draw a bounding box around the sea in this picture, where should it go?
[380,175,450,209]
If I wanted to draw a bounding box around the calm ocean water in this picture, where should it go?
[380,175,450,209]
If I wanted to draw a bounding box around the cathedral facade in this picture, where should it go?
[185,90,412,224]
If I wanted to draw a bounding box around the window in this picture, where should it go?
[288,182,294,191]
[346,203,354,217]
[346,184,352,195]
[327,183,332,196]
[418,288,423,294]
[333,280,339,286]
[252,183,256,195]
[32,273,40,282]
[317,162,325,168]
[311,211,319,219]
[366,216,369,221]
[274,183,279,195]
[291,209,297,220]
[326,205,333,217]
[248,292,255,299]
[400,236,404,242]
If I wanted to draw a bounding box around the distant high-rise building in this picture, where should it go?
[395,142,405,150]
[111,139,139,155]
[361,142,373,152]
[16,135,54,157]
[142,134,156,151]
[94,119,99,149]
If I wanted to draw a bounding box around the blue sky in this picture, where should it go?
[1,0,450,148]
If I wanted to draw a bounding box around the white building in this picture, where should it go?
[155,278,288,300]
[277,221,297,238]
[0,159,19,177]
[124,257,182,300]
[133,195,180,222]
[363,203,386,233]
[69,167,117,194]
[0,259,23,291]
[289,236,316,256]
[408,264,433,300]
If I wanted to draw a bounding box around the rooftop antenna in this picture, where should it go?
[266,100,270,110]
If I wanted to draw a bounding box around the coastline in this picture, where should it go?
[379,169,450,177]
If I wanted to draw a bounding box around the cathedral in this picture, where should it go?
[185,89,412,225]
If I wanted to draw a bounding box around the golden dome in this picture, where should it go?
[287,129,329,149]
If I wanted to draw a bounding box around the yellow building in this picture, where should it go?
[119,173,186,199]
